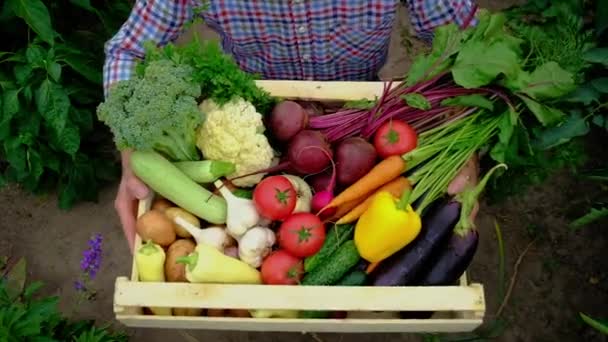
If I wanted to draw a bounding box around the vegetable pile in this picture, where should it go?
[97,6,600,319]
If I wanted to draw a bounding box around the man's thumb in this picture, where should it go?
[127,176,149,199]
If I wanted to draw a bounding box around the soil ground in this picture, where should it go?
[1,1,607,341]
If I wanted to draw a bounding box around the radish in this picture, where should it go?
[269,101,309,142]
[310,149,337,218]
[229,130,333,180]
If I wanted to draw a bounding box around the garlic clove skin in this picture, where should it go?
[238,226,276,268]
[214,180,260,239]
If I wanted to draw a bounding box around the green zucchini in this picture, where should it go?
[173,160,235,183]
[302,240,360,286]
[304,224,354,273]
[130,150,227,224]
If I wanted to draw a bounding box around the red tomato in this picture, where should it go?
[373,120,417,158]
[253,176,297,220]
[261,250,304,285]
[278,213,326,257]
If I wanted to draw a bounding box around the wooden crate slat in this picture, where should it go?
[254,80,396,101]
[115,315,482,333]
[114,278,485,312]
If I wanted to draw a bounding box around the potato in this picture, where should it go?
[152,198,173,212]
[164,207,200,238]
[165,239,196,282]
[136,210,176,246]
[173,308,204,316]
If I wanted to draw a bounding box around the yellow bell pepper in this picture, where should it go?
[354,191,421,263]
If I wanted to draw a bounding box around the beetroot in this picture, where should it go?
[269,101,309,142]
[287,130,332,174]
[308,170,333,193]
[335,137,377,186]
[229,130,332,181]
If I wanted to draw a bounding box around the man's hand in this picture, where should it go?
[114,149,150,253]
[447,154,480,220]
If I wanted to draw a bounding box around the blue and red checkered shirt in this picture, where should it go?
[103,0,478,95]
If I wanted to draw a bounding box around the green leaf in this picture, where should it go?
[520,62,576,100]
[563,84,600,105]
[4,257,26,300]
[597,0,608,36]
[452,40,521,88]
[401,93,431,110]
[22,148,44,192]
[47,61,61,82]
[62,52,102,84]
[35,79,70,135]
[2,88,20,117]
[405,24,462,86]
[13,64,32,85]
[23,85,33,103]
[71,107,93,133]
[571,208,608,229]
[592,115,605,128]
[518,95,565,126]
[532,112,590,150]
[69,0,96,12]
[0,69,16,90]
[39,144,60,172]
[583,48,608,65]
[440,94,494,110]
[591,78,608,93]
[0,89,20,140]
[25,45,45,66]
[343,98,377,109]
[52,120,80,155]
[8,0,54,44]
[4,136,27,180]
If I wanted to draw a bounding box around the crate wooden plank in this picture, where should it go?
[115,315,482,333]
[114,278,485,312]
[254,80,397,101]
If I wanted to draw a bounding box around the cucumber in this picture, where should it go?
[299,267,367,319]
[130,150,227,224]
[173,160,235,183]
[304,224,354,273]
[302,240,360,286]
[337,270,368,286]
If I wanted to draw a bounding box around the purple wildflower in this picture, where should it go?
[74,280,85,292]
[79,233,103,279]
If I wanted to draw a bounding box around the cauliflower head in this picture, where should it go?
[196,97,275,187]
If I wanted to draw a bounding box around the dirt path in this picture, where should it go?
[1,1,607,341]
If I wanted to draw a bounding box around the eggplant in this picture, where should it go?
[417,230,478,285]
[416,163,506,286]
[371,199,461,286]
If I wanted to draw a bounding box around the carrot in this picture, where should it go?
[332,198,364,220]
[321,155,406,211]
[336,177,410,224]
[366,262,380,274]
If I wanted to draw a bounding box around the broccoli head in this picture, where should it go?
[97,59,202,161]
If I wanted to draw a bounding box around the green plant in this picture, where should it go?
[0,256,128,341]
[487,0,608,203]
[0,0,130,208]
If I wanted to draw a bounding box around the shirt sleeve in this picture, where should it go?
[405,0,478,42]
[102,0,194,96]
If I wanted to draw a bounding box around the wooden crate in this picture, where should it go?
[113,80,486,333]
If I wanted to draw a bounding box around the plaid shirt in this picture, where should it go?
[103,0,478,95]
